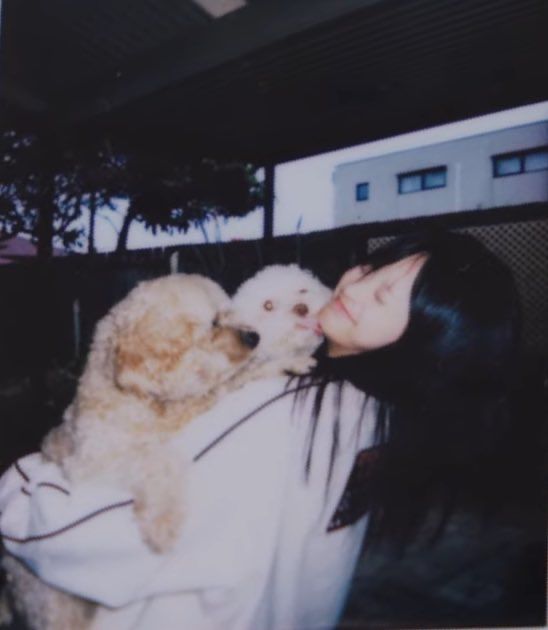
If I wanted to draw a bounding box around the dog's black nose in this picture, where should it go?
[239,330,260,349]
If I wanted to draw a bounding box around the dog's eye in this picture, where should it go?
[212,317,220,328]
[263,300,274,311]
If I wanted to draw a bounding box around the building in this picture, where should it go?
[333,121,548,227]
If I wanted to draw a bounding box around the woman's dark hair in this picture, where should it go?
[300,229,522,550]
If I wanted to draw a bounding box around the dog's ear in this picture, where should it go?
[113,310,195,400]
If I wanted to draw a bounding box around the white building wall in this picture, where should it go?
[333,122,548,226]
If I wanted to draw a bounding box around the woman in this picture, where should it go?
[0,230,520,630]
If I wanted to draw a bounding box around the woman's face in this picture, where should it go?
[318,254,427,357]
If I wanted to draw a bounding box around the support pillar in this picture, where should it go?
[263,163,275,240]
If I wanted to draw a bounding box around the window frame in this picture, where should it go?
[492,146,548,178]
[397,166,447,195]
[355,181,370,202]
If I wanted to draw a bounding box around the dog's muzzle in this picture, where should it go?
[238,329,260,349]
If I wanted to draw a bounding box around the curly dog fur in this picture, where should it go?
[3,273,256,630]
[224,264,332,380]
[2,266,331,630]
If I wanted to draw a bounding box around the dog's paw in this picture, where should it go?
[134,496,184,554]
[284,356,317,375]
[42,424,75,464]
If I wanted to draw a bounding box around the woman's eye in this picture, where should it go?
[339,266,365,288]
[353,265,371,280]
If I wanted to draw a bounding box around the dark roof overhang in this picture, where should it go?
[2,0,547,163]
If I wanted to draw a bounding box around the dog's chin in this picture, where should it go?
[270,329,323,354]
[295,323,323,336]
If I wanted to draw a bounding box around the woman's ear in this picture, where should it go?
[113,310,195,400]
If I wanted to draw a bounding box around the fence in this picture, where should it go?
[0,202,546,380]
[366,203,548,357]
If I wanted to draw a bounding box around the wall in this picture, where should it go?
[333,122,548,226]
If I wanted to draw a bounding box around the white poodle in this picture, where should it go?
[1,265,331,630]
[224,264,332,381]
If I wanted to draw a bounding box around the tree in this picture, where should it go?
[114,154,264,252]
[0,129,131,258]
[0,129,86,258]
[62,139,125,254]
[0,127,264,256]
[0,186,27,242]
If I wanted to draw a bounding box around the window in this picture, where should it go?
[398,166,447,194]
[356,182,369,201]
[493,146,548,177]
[399,174,421,194]
[524,151,548,172]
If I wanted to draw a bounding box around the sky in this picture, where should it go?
[91,100,548,252]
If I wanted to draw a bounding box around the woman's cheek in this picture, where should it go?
[318,305,340,340]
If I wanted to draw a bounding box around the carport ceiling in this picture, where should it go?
[1,0,547,163]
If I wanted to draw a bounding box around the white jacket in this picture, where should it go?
[0,378,376,630]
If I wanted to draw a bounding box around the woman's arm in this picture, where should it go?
[0,379,295,608]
